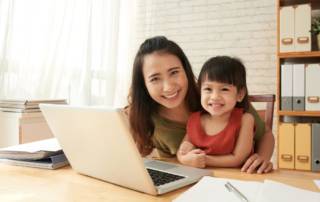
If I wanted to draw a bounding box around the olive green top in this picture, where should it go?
[151,104,265,157]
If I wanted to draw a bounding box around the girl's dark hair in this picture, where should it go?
[198,56,250,111]
[128,36,200,155]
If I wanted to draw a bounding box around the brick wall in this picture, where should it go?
[133,0,276,95]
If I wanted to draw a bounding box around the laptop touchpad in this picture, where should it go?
[145,160,177,170]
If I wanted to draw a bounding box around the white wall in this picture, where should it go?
[133,0,276,95]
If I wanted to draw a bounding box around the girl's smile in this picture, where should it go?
[200,79,244,117]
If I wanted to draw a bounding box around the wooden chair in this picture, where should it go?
[248,94,275,130]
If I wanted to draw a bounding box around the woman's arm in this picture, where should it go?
[241,126,274,173]
[205,113,254,167]
[241,103,275,174]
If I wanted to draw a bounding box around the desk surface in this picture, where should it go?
[0,164,319,202]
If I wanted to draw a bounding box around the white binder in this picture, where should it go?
[280,6,295,52]
[305,64,320,111]
[294,4,311,52]
[292,64,305,111]
[281,64,293,110]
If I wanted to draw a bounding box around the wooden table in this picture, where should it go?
[0,164,319,202]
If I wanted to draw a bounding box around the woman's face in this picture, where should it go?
[142,52,188,110]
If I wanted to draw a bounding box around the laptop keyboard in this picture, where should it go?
[146,168,185,186]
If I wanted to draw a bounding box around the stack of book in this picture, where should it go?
[0,138,69,169]
[0,99,67,113]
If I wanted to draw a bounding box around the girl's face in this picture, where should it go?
[142,53,188,110]
[200,78,245,117]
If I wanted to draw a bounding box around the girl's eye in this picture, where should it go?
[203,87,211,92]
[221,87,230,91]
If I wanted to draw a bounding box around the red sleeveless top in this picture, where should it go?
[187,108,243,155]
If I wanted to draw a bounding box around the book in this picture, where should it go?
[0,103,41,109]
[173,176,320,202]
[0,138,69,169]
[0,99,67,113]
[0,138,62,160]
[0,99,67,105]
[0,108,41,113]
[0,153,69,169]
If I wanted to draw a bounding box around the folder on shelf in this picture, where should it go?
[280,6,295,52]
[278,123,295,169]
[292,64,305,111]
[295,123,311,171]
[312,123,320,172]
[306,64,320,111]
[281,64,293,111]
[294,4,311,52]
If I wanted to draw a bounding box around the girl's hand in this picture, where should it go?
[180,149,206,168]
[178,141,195,155]
[241,153,273,174]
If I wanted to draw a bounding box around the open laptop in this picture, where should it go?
[40,104,211,195]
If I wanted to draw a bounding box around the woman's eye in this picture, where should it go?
[150,77,159,82]
[170,70,179,75]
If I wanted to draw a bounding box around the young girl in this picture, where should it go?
[177,56,254,168]
[128,36,274,173]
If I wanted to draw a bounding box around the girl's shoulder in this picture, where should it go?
[186,111,202,126]
[241,111,255,124]
[188,111,203,120]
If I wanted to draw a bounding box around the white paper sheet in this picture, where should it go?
[256,180,320,202]
[314,180,320,190]
[173,176,262,202]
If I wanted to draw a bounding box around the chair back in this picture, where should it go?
[248,94,275,130]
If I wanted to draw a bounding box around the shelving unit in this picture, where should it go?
[277,0,320,172]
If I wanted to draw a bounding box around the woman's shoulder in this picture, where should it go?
[152,112,186,129]
[122,105,130,116]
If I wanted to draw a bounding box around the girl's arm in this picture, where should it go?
[177,136,195,157]
[205,113,254,167]
[177,136,206,168]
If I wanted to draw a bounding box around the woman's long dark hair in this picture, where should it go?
[128,36,200,155]
[198,56,250,111]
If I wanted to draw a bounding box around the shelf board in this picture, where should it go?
[278,51,320,58]
[278,111,320,117]
[280,0,320,8]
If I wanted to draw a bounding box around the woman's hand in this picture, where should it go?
[241,153,273,174]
